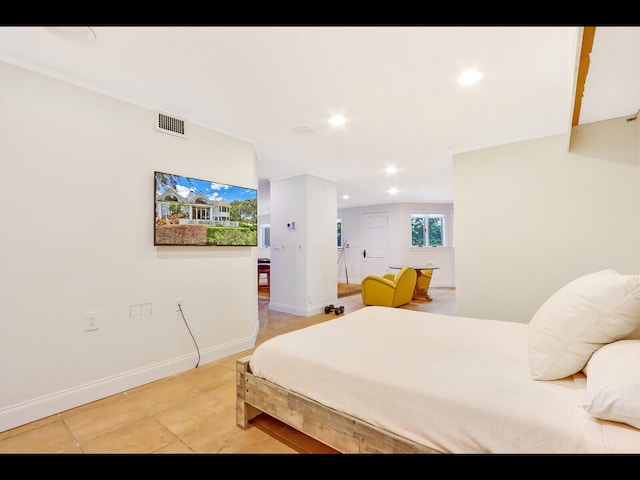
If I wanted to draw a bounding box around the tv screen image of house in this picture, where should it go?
[154,171,257,246]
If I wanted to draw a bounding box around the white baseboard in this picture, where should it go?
[268,301,326,317]
[0,336,257,433]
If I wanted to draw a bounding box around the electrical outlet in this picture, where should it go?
[85,311,100,331]
[176,297,183,311]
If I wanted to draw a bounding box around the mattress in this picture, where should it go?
[249,306,640,453]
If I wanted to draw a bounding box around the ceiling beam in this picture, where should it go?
[572,26,596,126]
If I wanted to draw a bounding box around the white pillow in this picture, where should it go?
[528,269,640,380]
[581,340,640,429]
[625,323,640,340]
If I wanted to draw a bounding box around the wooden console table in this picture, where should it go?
[258,259,270,295]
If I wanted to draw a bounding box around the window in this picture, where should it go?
[260,224,270,248]
[337,218,343,248]
[411,214,444,247]
[193,206,210,221]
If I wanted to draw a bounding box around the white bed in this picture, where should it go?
[236,270,640,454]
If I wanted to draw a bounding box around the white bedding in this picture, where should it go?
[249,306,640,453]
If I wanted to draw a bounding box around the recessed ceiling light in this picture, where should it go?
[386,166,397,174]
[342,195,350,200]
[457,69,483,86]
[389,187,398,195]
[329,115,346,126]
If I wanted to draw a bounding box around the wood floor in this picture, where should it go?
[0,287,455,454]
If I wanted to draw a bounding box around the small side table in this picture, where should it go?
[388,265,439,301]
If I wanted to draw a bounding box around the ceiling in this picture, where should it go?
[1,26,639,215]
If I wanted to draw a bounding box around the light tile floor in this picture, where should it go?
[0,287,455,454]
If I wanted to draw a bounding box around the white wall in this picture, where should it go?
[337,203,455,287]
[453,117,640,324]
[256,213,270,259]
[269,175,338,316]
[257,186,271,259]
[0,61,259,431]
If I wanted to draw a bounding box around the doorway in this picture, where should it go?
[361,212,388,278]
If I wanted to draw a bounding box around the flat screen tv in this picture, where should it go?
[154,171,257,246]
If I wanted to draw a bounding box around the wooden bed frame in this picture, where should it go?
[236,355,440,454]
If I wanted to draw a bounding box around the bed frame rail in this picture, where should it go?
[236,356,438,454]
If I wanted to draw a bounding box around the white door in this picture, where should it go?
[361,212,388,278]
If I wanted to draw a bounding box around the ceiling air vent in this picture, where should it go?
[154,111,188,138]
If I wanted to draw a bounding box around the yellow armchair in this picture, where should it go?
[361,267,417,308]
